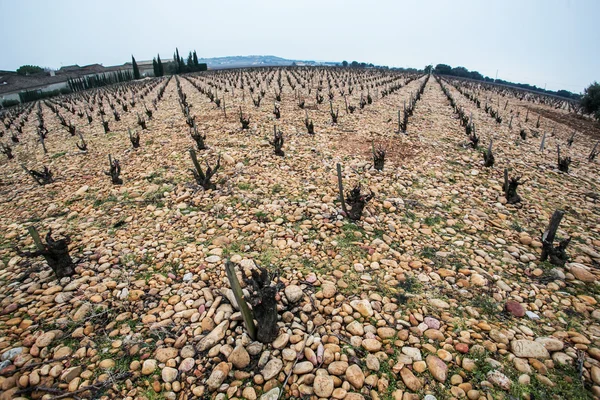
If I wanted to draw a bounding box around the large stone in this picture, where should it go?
[161,367,178,383]
[426,355,448,382]
[75,185,89,196]
[591,366,600,385]
[400,367,422,391]
[366,354,380,371]
[350,299,374,317]
[99,359,115,369]
[261,358,283,380]
[293,361,314,374]
[345,364,365,389]
[424,317,440,330]
[510,340,550,359]
[206,362,230,391]
[155,347,178,362]
[242,387,257,400]
[490,330,509,345]
[205,255,221,263]
[284,285,303,303]
[377,327,396,339]
[313,375,334,398]
[60,366,82,382]
[569,264,596,282]
[228,345,250,369]
[272,333,290,349]
[429,299,450,309]
[54,346,72,359]
[535,337,564,352]
[487,370,511,390]
[362,339,382,352]
[142,359,157,375]
[197,321,229,351]
[35,332,55,347]
[402,346,422,361]
[179,357,196,373]
[504,301,525,317]
[328,361,349,375]
[346,320,364,336]
[260,388,280,400]
[1,347,22,362]
[321,283,337,298]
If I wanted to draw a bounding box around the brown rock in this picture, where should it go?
[400,367,422,391]
[426,355,448,382]
[228,345,250,369]
[313,375,334,398]
[345,364,365,389]
[206,362,230,391]
[505,301,525,317]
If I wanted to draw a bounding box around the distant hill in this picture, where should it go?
[195,55,338,69]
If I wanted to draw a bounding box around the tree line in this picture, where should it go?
[430,63,580,101]
[144,48,208,77]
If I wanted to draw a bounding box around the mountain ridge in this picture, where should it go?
[194,55,338,68]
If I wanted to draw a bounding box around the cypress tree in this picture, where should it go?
[175,48,182,74]
[157,54,164,77]
[187,52,194,71]
[193,51,199,67]
[132,55,140,79]
[152,58,158,77]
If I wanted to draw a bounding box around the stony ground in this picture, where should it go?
[1,68,600,400]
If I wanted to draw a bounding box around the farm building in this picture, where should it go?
[0,63,135,106]
[121,59,174,77]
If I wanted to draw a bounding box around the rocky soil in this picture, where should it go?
[0,68,599,400]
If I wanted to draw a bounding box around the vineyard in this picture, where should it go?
[0,67,599,400]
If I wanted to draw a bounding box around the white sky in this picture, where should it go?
[1,0,598,92]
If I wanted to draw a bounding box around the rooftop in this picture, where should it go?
[0,63,133,95]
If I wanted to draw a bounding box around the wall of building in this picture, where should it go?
[41,82,69,92]
[0,93,20,102]
[140,67,155,77]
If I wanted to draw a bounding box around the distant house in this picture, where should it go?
[0,71,68,103]
[122,59,173,77]
[0,63,135,105]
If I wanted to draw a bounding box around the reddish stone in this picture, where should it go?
[505,300,525,317]
[409,314,418,326]
[1,304,17,315]
[0,364,16,376]
[455,343,469,353]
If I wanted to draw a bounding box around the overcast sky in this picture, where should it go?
[1,0,597,92]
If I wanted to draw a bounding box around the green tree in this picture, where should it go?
[173,48,185,74]
[132,55,140,79]
[581,82,600,121]
[193,50,199,67]
[16,65,43,75]
[186,52,194,72]
[152,58,159,76]
[424,65,433,74]
[342,60,348,67]
[469,71,484,81]
[451,66,469,78]
[434,64,452,75]
[173,48,181,73]
[157,54,164,77]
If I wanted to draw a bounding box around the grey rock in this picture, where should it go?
[1,347,23,361]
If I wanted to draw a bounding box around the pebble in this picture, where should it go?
[313,375,334,398]
[228,345,250,369]
[261,358,283,380]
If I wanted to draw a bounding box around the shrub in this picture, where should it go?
[581,82,600,121]
[1,99,20,108]
[16,65,43,75]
